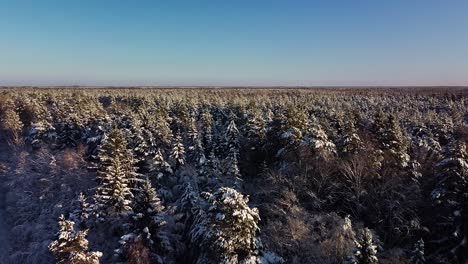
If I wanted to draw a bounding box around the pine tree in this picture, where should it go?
[116,178,166,262]
[72,192,92,228]
[148,148,173,179]
[187,116,205,165]
[55,114,84,149]
[265,110,288,159]
[225,115,242,187]
[244,108,266,150]
[190,187,261,264]
[431,141,468,262]
[170,134,185,169]
[409,239,425,264]
[0,102,24,146]
[133,178,165,239]
[94,129,140,217]
[337,118,362,156]
[201,109,214,156]
[132,126,158,172]
[305,117,336,160]
[154,112,173,151]
[374,113,410,167]
[345,228,379,264]
[49,215,102,264]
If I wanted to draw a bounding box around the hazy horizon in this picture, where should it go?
[1,1,468,86]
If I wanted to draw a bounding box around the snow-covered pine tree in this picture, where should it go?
[84,118,109,162]
[190,187,261,264]
[154,112,173,151]
[49,215,102,264]
[285,105,311,138]
[115,178,166,262]
[94,128,140,217]
[225,113,242,187]
[55,114,84,149]
[170,133,185,169]
[265,109,288,159]
[187,116,205,165]
[199,149,222,186]
[201,109,214,156]
[244,108,266,151]
[409,238,425,264]
[431,141,468,262]
[345,228,379,264]
[133,125,162,174]
[0,101,24,146]
[337,118,363,157]
[305,116,336,160]
[133,178,165,241]
[148,148,173,179]
[374,113,410,168]
[72,192,92,228]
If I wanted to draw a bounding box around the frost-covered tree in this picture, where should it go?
[337,118,362,156]
[201,109,214,156]
[190,187,261,264]
[94,129,140,217]
[187,116,205,165]
[72,192,92,228]
[148,148,173,179]
[265,110,288,159]
[374,113,410,167]
[199,149,222,183]
[225,115,242,187]
[244,108,266,150]
[431,141,468,262]
[115,178,166,262]
[55,114,84,149]
[304,117,336,160]
[0,102,24,146]
[133,178,165,239]
[345,228,379,264]
[409,239,425,264]
[170,134,185,169]
[49,215,102,264]
[132,126,159,172]
[154,112,173,150]
[84,118,109,161]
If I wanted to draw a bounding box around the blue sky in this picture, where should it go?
[1,0,467,86]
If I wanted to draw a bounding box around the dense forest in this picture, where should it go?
[0,87,467,264]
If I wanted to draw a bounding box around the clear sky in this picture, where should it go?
[1,0,468,86]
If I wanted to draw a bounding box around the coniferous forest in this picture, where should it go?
[0,87,467,264]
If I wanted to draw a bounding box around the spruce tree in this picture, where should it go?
[409,239,425,264]
[431,141,468,262]
[374,113,409,167]
[190,187,261,264]
[337,118,362,156]
[170,134,185,169]
[148,148,173,179]
[116,178,166,262]
[94,129,140,217]
[0,102,24,146]
[225,114,242,187]
[72,192,92,228]
[345,228,379,264]
[201,109,214,156]
[49,215,102,264]
[244,108,266,150]
[306,117,336,160]
[187,116,205,165]
[199,149,222,183]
